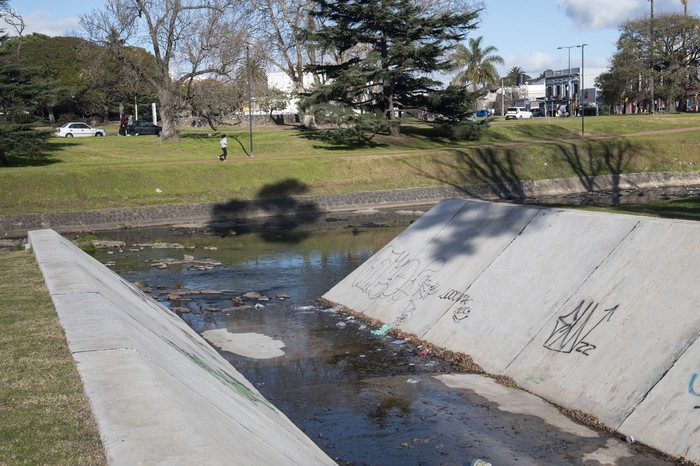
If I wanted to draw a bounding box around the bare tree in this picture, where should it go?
[82,0,249,141]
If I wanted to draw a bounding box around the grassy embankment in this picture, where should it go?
[2,114,700,463]
[1,113,699,216]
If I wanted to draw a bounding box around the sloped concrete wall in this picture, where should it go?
[28,229,335,466]
[323,199,700,463]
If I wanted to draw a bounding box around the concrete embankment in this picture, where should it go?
[5,170,700,238]
[28,228,336,465]
[323,198,700,463]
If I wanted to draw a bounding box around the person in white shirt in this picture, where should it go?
[218,134,228,161]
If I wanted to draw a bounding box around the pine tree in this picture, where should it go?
[302,0,480,137]
[0,61,52,166]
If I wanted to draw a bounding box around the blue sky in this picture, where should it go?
[5,0,700,77]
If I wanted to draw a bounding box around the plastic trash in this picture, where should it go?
[471,460,492,466]
[336,321,347,328]
[371,323,392,335]
[392,339,406,345]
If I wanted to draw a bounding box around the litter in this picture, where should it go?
[371,323,392,335]
[392,339,406,345]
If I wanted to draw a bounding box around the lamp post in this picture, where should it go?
[577,44,588,136]
[246,45,253,156]
[558,45,576,117]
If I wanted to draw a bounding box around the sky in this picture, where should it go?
[4,0,700,78]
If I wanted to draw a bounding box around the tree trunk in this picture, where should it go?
[158,88,180,141]
[0,147,7,167]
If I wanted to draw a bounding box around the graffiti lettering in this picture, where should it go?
[352,246,444,325]
[689,373,700,397]
[543,300,618,355]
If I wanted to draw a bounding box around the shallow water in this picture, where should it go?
[91,221,677,466]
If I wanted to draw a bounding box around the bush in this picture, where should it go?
[437,119,489,141]
[312,104,388,145]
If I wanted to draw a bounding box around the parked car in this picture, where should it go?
[127,120,162,136]
[530,108,545,117]
[54,122,106,137]
[504,107,533,120]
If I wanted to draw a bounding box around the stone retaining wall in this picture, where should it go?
[3,171,700,238]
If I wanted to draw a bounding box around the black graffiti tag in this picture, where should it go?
[352,246,444,324]
[439,288,473,323]
[543,300,618,356]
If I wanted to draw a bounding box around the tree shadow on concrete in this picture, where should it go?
[387,138,642,259]
[209,178,323,244]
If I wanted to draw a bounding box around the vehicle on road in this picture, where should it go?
[54,122,106,137]
[504,107,533,120]
[127,120,162,136]
[531,108,545,117]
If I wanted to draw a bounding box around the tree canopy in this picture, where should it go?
[82,0,250,140]
[449,36,503,91]
[601,13,700,111]
[301,0,481,137]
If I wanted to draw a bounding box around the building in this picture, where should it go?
[544,67,606,116]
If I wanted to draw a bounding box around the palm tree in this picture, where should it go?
[449,36,504,91]
[681,0,688,15]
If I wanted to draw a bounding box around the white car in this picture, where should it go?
[54,122,107,137]
[504,107,533,120]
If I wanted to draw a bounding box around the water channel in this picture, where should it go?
[89,212,678,466]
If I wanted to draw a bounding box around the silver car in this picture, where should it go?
[54,122,107,137]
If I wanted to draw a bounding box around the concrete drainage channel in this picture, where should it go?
[26,206,696,464]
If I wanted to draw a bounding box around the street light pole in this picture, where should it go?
[577,44,588,136]
[558,45,576,117]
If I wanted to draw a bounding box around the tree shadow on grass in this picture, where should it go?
[2,140,70,167]
[554,139,639,206]
[405,139,641,206]
[209,178,323,244]
[295,126,389,151]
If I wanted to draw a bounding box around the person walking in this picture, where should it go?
[218,134,228,161]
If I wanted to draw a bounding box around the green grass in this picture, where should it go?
[2,113,700,215]
[559,197,700,221]
[1,113,699,464]
[0,251,106,465]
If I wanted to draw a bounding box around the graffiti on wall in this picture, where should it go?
[438,288,473,323]
[352,245,444,324]
[690,373,700,409]
[543,300,619,356]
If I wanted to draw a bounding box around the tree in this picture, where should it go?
[0,8,52,166]
[449,36,503,91]
[82,0,249,141]
[302,0,481,137]
[605,13,700,112]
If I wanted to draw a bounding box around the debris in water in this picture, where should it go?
[371,323,392,335]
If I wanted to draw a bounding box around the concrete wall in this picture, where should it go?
[28,229,335,466]
[5,170,700,238]
[323,199,700,463]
